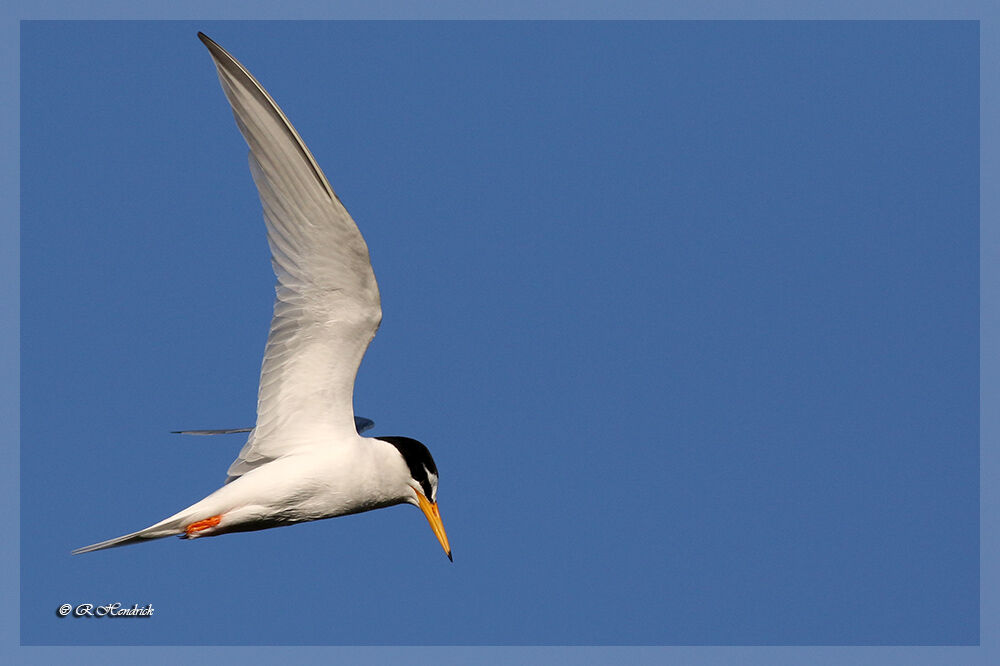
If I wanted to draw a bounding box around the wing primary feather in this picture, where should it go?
[197,32,336,203]
[171,428,254,436]
[171,416,375,436]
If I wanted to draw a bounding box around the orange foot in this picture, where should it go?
[185,515,222,536]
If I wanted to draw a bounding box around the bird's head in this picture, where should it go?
[380,436,452,562]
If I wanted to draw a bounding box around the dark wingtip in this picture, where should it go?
[197,32,227,60]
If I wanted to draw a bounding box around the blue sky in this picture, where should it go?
[20,21,978,646]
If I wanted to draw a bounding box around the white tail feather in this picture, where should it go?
[72,516,190,555]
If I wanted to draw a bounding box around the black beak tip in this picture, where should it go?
[447,551,453,563]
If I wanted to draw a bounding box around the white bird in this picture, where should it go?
[73,33,451,561]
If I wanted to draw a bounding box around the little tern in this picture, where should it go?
[73,33,451,561]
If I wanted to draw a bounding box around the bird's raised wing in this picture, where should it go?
[199,33,381,482]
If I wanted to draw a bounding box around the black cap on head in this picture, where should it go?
[380,436,438,501]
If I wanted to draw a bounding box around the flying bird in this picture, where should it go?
[74,33,451,561]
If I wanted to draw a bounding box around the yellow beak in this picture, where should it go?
[415,489,452,561]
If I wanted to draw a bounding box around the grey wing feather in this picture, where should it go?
[171,428,254,436]
[172,416,374,436]
[198,33,382,482]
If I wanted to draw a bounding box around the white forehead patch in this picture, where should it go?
[424,465,438,501]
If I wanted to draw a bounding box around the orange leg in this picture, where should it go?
[185,515,222,536]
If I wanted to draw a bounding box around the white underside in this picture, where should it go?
[73,435,414,553]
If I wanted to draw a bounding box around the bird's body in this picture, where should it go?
[75,436,417,552]
[73,33,451,560]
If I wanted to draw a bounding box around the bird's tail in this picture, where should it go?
[72,516,190,555]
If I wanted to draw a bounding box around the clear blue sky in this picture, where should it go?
[20,21,977,645]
